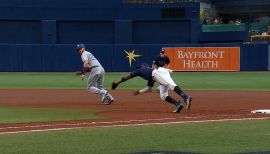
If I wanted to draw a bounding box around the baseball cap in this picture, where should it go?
[160,48,165,54]
[76,43,85,51]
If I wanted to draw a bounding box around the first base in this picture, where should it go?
[251,109,270,114]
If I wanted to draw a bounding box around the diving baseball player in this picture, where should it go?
[112,63,155,95]
[76,44,113,104]
[112,63,187,113]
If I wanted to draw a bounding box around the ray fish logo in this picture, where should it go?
[124,49,142,67]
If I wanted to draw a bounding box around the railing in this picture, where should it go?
[202,23,246,32]
[123,0,199,4]
[251,35,270,42]
[250,22,269,33]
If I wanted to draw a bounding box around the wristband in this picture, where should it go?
[82,67,88,75]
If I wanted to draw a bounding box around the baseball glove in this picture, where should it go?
[133,90,140,96]
[111,82,118,90]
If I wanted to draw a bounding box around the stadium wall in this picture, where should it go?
[0,1,200,44]
[0,1,268,72]
[198,31,249,43]
[269,44,270,71]
[0,43,269,72]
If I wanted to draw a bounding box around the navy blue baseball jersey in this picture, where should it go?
[154,54,170,67]
[130,67,155,87]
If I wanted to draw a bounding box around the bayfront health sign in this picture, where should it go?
[165,47,240,71]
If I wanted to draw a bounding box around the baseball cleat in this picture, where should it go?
[173,103,183,113]
[100,91,108,103]
[185,96,192,110]
[101,95,106,103]
[103,99,113,105]
[103,93,114,105]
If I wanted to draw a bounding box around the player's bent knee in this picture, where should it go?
[169,85,176,90]
[88,87,99,94]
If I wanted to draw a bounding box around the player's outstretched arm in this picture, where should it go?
[165,68,173,73]
[112,73,133,90]
[133,86,152,96]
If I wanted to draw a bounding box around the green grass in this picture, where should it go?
[1,72,270,153]
[0,72,270,90]
[0,119,270,154]
[175,72,270,91]
[0,72,85,89]
[0,108,104,124]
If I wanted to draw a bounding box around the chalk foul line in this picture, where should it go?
[0,116,270,135]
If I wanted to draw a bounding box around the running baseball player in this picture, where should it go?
[112,63,188,113]
[76,44,113,104]
[152,49,192,112]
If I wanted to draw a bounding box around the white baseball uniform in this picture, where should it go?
[152,67,176,100]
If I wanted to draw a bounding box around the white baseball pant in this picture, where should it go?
[152,67,176,101]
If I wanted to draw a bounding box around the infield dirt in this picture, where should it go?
[0,89,270,133]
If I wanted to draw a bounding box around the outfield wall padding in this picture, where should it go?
[269,44,270,71]
[0,43,269,72]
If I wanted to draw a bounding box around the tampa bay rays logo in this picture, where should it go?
[124,49,142,67]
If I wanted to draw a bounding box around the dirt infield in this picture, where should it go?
[0,89,270,134]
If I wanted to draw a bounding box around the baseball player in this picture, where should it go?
[152,49,192,111]
[112,63,155,95]
[76,43,113,104]
[112,63,186,113]
[153,48,170,68]
[153,48,170,92]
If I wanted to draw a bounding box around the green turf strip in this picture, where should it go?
[0,108,104,124]
[0,72,85,89]
[0,119,269,154]
[0,72,270,90]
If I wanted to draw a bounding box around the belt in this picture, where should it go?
[89,65,99,71]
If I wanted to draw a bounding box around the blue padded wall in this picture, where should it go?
[1,1,267,72]
[133,21,191,44]
[240,43,269,71]
[57,21,115,44]
[0,1,199,45]
[0,45,80,72]
[0,43,269,72]
[0,21,41,44]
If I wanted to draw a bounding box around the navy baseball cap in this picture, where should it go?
[160,48,165,54]
[76,43,85,51]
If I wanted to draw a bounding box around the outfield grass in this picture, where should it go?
[0,119,269,154]
[0,108,104,124]
[0,72,270,90]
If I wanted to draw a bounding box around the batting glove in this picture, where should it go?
[81,74,85,80]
